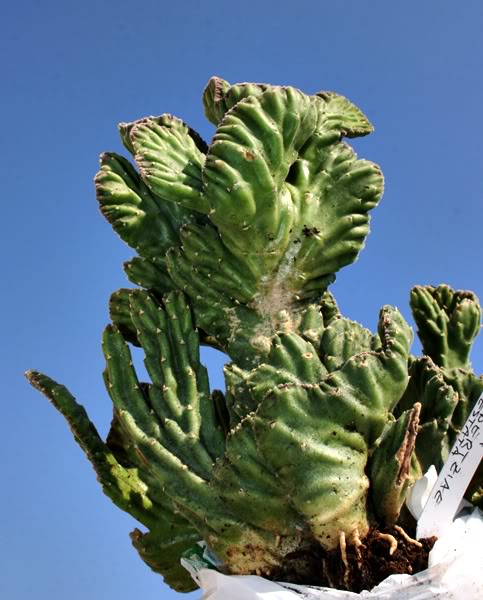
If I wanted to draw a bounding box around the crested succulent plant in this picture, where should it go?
[27,77,482,593]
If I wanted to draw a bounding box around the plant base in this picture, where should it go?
[269,527,437,593]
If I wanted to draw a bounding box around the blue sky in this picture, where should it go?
[2,1,482,598]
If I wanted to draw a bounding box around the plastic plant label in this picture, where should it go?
[416,393,483,539]
[180,541,221,584]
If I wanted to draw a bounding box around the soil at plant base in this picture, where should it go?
[271,526,437,593]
